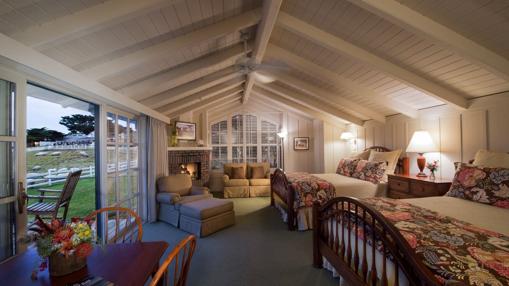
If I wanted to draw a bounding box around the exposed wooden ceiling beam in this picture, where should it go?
[10,0,177,49]
[205,100,243,120]
[121,43,250,100]
[207,96,243,115]
[195,94,247,117]
[82,9,261,80]
[243,0,283,104]
[0,33,170,123]
[256,83,364,126]
[277,12,469,110]
[167,89,243,118]
[347,0,509,82]
[142,67,242,108]
[157,79,245,114]
[247,97,286,113]
[252,87,346,126]
[261,70,386,123]
[266,44,419,118]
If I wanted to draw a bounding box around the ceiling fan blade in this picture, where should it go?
[256,63,289,71]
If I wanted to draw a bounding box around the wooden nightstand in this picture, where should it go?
[387,174,452,199]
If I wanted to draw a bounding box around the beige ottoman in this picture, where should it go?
[179,199,235,237]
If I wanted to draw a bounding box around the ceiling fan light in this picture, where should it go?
[254,72,275,84]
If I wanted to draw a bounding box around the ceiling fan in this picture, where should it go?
[235,31,288,83]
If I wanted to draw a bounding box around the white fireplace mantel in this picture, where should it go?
[167,147,212,151]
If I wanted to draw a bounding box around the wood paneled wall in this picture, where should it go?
[314,92,509,177]
[342,93,509,179]
[283,113,316,173]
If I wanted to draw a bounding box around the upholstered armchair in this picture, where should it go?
[247,162,271,197]
[223,163,250,198]
[156,174,212,226]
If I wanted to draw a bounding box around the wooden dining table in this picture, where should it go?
[0,241,168,286]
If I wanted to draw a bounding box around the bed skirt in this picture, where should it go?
[274,202,314,230]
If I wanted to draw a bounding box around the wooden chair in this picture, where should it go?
[27,170,82,222]
[87,207,143,244]
[149,235,197,286]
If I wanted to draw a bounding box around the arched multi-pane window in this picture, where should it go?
[245,115,257,163]
[211,120,227,168]
[261,120,279,168]
[210,114,280,168]
[231,114,244,163]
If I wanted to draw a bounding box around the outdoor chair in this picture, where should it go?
[149,235,196,286]
[87,206,143,244]
[27,170,82,222]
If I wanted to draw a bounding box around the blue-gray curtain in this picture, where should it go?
[146,117,168,222]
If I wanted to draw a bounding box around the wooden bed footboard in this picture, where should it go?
[270,168,296,230]
[312,197,440,286]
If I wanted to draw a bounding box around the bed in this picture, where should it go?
[270,146,405,231]
[312,182,509,285]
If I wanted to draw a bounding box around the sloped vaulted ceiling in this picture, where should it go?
[0,0,508,125]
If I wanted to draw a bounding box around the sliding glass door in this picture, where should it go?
[105,110,140,213]
[0,71,26,262]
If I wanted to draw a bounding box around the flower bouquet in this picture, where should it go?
[30,216,95,277]
[426,160,439,180]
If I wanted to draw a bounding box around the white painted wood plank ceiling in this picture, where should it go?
[0,0,508,125]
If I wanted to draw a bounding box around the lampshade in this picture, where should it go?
[406,130,437,153]
[340,131,354,140]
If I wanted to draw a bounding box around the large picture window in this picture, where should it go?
[210,114,280,168]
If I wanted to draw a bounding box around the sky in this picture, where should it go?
[27,96,93,134]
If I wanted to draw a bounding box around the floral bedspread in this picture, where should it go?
[286,172,336,211]
[361,197,509,285]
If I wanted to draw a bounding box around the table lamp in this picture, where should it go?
[406,130,437,177]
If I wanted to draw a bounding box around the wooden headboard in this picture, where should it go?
[364,146,408,175]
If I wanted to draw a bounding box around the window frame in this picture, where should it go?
[209,113,280,168]
[210,119,228,168]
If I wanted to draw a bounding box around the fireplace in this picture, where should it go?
[179,162,201,180]
[168,147,211,186]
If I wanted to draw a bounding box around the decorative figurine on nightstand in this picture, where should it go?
[426,160,439,181]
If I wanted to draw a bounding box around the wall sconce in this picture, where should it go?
[277,129,287,138]
[340,131,354,141]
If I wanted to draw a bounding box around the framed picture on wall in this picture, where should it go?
[293,137,309,150]
[175,121,196,141]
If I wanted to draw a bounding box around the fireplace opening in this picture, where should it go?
[179,162,201,180]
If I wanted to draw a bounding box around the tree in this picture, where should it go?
[27,128,65,146]
[59,114,95,135]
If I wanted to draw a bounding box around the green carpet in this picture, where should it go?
[143,197,337,286]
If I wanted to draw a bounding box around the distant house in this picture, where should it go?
[62,134,94,145]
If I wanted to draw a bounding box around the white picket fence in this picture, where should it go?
[28,144,94,152]
[26,160,138,188]
[27,166,95,188]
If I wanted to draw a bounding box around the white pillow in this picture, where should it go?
[473,149,509,168]
[350,149,371,160]
[368,149,402,175]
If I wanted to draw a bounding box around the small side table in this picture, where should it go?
[387,174,452,199]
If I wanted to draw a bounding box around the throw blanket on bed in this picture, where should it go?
[361,197,509,285]
[286,172,336,211]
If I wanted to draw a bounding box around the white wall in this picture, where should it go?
[341,93,509,179]
[283,112,315,172]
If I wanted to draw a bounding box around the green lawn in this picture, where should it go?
[28,177,96,221]
[27,149,95,173]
